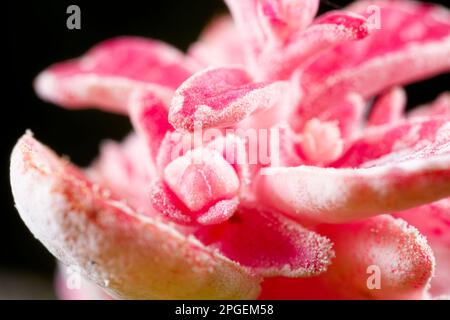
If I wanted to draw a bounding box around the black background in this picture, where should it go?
[3,0,449,296]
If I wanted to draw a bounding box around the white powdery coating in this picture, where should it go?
[366,217,435,290]
[303,36,450,115]
[320,215,435,299]
[365,119,450,169]
[163,148,240,212]
[34,71,173,114]
[255,223,335,278]
[10,132,261,300]
[168,67,290,131]
[257,13,368,80]
[259,153,450,223]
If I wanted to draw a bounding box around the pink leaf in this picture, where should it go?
[35,37,196,113]
[129,89,173,162]
[224,0,319,54]
[197,197,240,226]
[10,132,261,299]
[195,205,333,277]
[257,0,319,39]
[258,158,450,223]
[293,91,366,141]
[394,199,450,298]
[334,118,450,168]
[257,119,450,223]
[260,215,435,299]
[257,11,369,80]
[299,1,450,118]
[368,87,406,127]
[169,67,289,131]
[149,181,198,225]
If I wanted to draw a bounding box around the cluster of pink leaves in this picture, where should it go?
[10,0,450,299]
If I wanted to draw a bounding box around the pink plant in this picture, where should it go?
[10,0,450,299]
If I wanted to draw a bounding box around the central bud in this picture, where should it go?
[164,148,240,212]
[299,118,344,165]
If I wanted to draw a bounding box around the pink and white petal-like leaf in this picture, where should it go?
[195,205,333,277]
[368,87,406,127]
[334,118,449,168]
[88,134,156,215]
[300,1,450,117]
[256,0,319,40]
[315,92,366,140]
[188,16,245,67]
[394,199,450,298]
[149,181,195,225]
[169,67,289,131]
[35,37,196,114]
[261,216,435,299]
[409,92,450,119]
[223,0,267,56]
[10,133,261,299]
[129,89,173,162]
[197,197,240,226]
[316,216,435,299]
[224,0,319,55]
[236,86,298,130]
[258,156,450,223]
[258,120,450,223]
[257,11,369,80]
